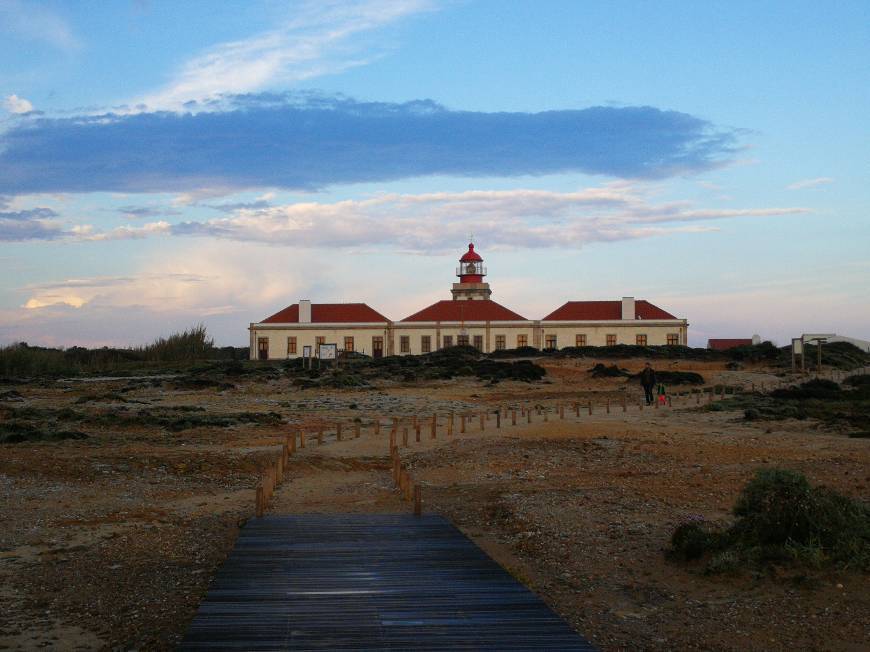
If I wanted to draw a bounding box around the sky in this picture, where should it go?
[1,0,868,348]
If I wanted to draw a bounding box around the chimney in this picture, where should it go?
[621,297,636,320]
[299,299,311,323]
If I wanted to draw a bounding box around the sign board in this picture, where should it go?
[319,344,337,360]
[302,345,312,359]
[791,338,803,355]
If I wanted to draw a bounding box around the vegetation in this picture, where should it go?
[713,377,870,434]
[669,469,870,573]
[0,326,248,379]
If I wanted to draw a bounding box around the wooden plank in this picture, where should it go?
[181,514,594,651]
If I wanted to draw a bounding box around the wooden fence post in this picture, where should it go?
[606,399,610,414]
[511,409,517,425]
[290,432,297,454]
[496,411,501,428]
[559,405,565,419]
[374,418,381,435]
[300,428,306,449]
[431,414,437,439]
[415,422,421,442]
[622,396,627,412]
[588,402,592,415]
[402,427,409,447]
[461,414,466,433]
[414,484,422,516]
[336,423,342,441]
[318,426,324,444]
[256,485,264,518]
[447,413,454,436]
[543,407,548,422]
[389,430,396,450]
[479,412,485,431]
[355,422,361,439]
[527,408,532,423]
[574,402,580,417]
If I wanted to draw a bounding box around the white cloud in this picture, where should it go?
[73,183,810,252]
[3,93,33,114]
[0,0,80,51]
[132,0,433,112]
[786,177,834,190]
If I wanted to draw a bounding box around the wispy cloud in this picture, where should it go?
[0,94,741,195]
[131,0,433,112]
[3,94,33,114]
[0,0,80,51]
[0,206,65,240]
[786,177,833,190]
[74,184,809,251]
[115,205,180,220]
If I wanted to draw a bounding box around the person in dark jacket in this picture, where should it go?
[640,362,657,405]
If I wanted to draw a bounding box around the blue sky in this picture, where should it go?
[1,0,868,347]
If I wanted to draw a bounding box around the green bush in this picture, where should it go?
[668,469,870,572]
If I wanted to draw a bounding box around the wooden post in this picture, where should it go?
[318,426,324,444]
[402,427,409,447]
[479,412,485,431]
[336,423,342,441]
[447,414,454,437]
[606,399,610,414]
[668,396,673,408]
[355,422,361,439]
[543,407,548,422]
[413,484,422,516]
[559,405,565,419]
[256,485,264,518]
[622,396,627,413]
[431,414,437,439]
[412,415,418,429]
[496,411,501,428]
[392,417,398,436]
[389,430,396,450]
[290,432,297,453]
[299,428,306,449]
[374,418,381,435]
[461,414,466,433]
[574,402,580,417]
[415,422,421,442]
[403,471,412,501]
[588,402,592,415]
[654,394,659,409]
[511,409,517,425]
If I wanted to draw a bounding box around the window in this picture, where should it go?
[545,334,557,350]
[457,334,469,346]
[442,335,453,348]
[495,335,506,350]
[344,336,354,352]
[473,335,483,351]
[315,336,326,346]
[287,336,297,355]
[400,336,410,353]
[667,333,679,346]
[575,334,586,347]
[636,334,647,346]
[421,335,431,353]
[606,334,617,346]
[517,334,528,348]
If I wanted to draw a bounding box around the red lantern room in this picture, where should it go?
[452,242,492,300]
[457,243,486,283]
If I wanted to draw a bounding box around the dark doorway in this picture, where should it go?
[372,336,384,359]
[257,337,269,360]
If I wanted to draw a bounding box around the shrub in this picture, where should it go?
[668,469,870,573]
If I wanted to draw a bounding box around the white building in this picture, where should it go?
[249,243,689,359]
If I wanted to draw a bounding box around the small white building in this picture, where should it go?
[248,243,689,359]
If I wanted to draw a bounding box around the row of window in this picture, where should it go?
[285,332,680,355]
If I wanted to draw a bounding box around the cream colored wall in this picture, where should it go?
[540,322,687,347]
[250,319,688,358]
[250,325,390,359]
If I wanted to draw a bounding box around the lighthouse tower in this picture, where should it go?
[451,242,492,300]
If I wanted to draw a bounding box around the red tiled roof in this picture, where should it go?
[708,338,752,351]
[261,303,389,324]
[459,243,483,262]
[401,300,526,322]
[543,300,678,321]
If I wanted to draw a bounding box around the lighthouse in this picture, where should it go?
[451,242,492,300]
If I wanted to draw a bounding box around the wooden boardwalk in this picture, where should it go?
[180,514,595,651]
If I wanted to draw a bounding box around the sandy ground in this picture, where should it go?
[0,358,868,650]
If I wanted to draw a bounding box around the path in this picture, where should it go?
[180,514,595,650]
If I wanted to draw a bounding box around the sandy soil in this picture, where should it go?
[0,358,867,650]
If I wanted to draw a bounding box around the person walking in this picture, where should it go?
[640,362,657,405]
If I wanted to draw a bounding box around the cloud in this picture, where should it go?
[132,0,433,112]
[115,205,180,219]
[0,94,741,195]
[4,94,33,114]
[0,0,80,51]
[0,206,66,240]
[75,184,809,251]
[786,177,833,190]
[206,200,273,213]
